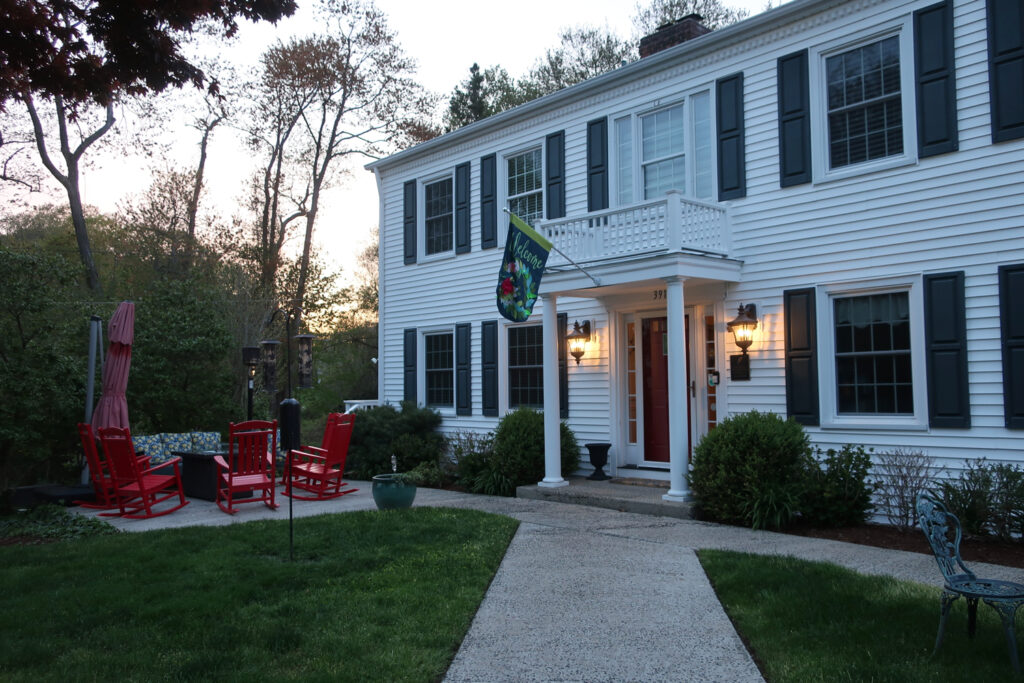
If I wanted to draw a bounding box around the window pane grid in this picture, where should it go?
[508,326,543,408]
[826,36,902,169]
[425,333,453,407]
[507,149,543,226]
[641,104,686,198]
[425,178,453,254]
[834,292,912,414]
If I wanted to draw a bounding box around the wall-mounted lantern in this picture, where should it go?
[726,303,757,381]
[566,320,591,365]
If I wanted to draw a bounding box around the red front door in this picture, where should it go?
[641,315,691,464]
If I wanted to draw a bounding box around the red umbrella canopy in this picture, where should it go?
[91,302,135,431]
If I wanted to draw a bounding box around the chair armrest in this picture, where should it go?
[213,455,229,471]
[289,448,327,465]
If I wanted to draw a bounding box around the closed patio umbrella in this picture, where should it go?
[91,301,135,431]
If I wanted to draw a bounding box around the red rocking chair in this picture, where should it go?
[97,426,189,519]
[215,420,279,514]
[76,423,118,509]
[284,413,358,500]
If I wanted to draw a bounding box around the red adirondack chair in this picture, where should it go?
[284,413,358,500]
[215,420,278,514]
[97,426,188,519]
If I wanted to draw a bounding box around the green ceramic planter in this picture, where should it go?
[371,474,417,510]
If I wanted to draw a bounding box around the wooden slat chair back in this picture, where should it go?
[76,422,118,509]
[284,413,358,500]
[917,492,1024,672]
[97,426,188,519]
[215,419,278,514]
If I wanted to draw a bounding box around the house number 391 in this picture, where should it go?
[652,289,666,300]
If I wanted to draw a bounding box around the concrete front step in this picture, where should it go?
[515,476,694,519]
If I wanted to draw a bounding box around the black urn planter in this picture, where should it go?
[584,443,612,480]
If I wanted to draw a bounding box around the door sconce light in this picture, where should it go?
[726,304,757,382]
[727,303,758,355]
[566,320,591,365]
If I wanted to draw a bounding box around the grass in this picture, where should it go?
[0,507,518,682]
[699,549,1020,682]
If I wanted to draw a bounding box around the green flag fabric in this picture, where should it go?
[496,212,553,322]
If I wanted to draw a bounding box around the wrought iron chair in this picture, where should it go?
[284,413,358,500]
[97,426,188,519]
[916,492,1024,672]
[215,420,279,514]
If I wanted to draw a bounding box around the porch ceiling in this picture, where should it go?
[542,251,743,299]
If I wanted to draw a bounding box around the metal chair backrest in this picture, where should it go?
[228,420,277,477]
[916,492,977,583]
[97,426,143,487]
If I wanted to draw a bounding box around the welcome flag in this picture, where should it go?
[496,212,553,322]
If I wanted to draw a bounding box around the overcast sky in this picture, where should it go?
[68,0,772,281]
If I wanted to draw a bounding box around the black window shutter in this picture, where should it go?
[777,50,812,187]
[987,0,1024,142]
[403,328,417,403]
[784,288,819,425]
[454,162,471,254]
[915,1,959,157]
[403,180,417,264]
[924,272,971,427]
[481,320,498,416]
[558,312,568,418]
[480,154,497,249]
[456,323,472,415]
[546,131,566,220]
[587,117,609,211]
[999,263,1024,428]
[716,73,747,200]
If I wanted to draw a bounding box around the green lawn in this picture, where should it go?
[699,549,1020,682]
[1,507,518,682]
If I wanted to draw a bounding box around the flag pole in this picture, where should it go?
[503,208,601,287]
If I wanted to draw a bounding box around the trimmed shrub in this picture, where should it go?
[689,410,811,530]
[345,402,445,479]
[802,445,875,527]
[457,408,580,497]
[939,458,1024,540]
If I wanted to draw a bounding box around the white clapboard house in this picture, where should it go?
[366,0,1024,500]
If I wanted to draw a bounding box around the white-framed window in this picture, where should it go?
[506,147,543,227]
[810,19,917,181]
[423,330,454,408]
[613,90,714,204]
[507,324,543,408]
[423,175,453,256]
[817,277,927,429]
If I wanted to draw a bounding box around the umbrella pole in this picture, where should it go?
[83,316,102,485]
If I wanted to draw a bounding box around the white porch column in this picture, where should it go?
[664,276,691,502]
[539,293,568,487]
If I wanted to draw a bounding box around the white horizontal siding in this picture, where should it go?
[373,0,1024,477]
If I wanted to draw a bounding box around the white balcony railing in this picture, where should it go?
[538,191,729,268]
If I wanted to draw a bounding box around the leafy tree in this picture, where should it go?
[0,0,297,109]
[0,246,85,492]
[525,26,635,96]
[1,0,297,294]
[632,0,751,35]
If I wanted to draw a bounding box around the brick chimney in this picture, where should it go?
[639,14,712,58]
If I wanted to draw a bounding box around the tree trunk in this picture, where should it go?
[65,165,103,294]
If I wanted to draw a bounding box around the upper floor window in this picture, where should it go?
[826,36,903,169]
[615,91,713,204]
[424,177,453,255]
[507,148,543,227]
[424,331,454,407]
[508,325,543,408]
